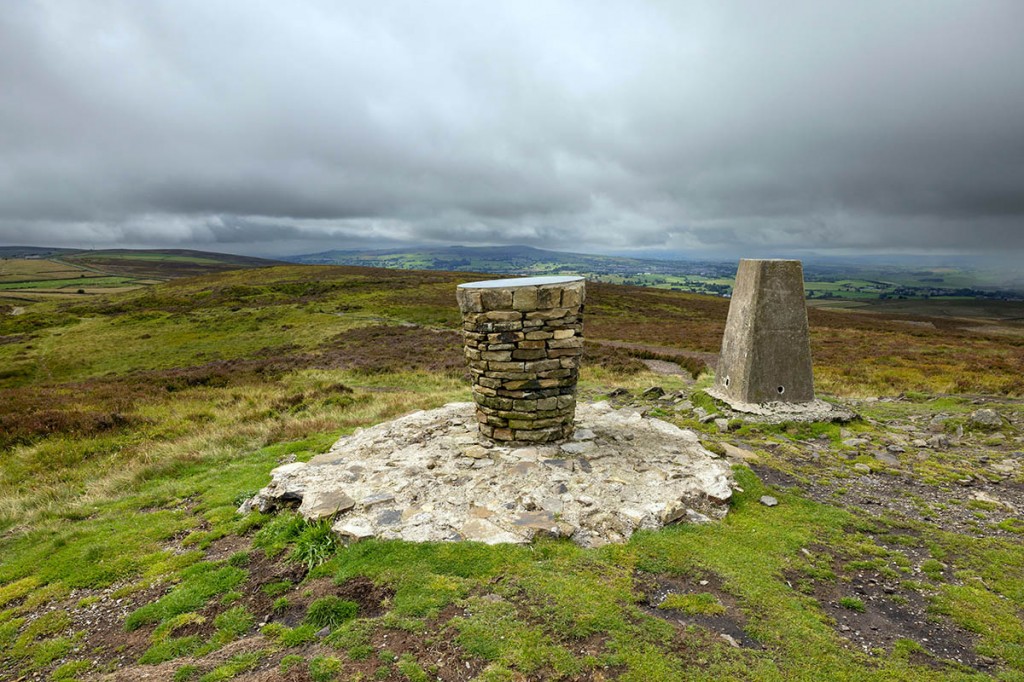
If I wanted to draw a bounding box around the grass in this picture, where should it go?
[1,263,1023,679]
[305,596,358,629]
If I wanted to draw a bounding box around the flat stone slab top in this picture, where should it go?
[241,401,734,548]
[457,275,584,289]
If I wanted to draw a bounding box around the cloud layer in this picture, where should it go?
[2,1,1023,256]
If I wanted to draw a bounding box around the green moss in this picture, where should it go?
[838,596,866,612]
[919,559,946,582]
[0,576,41,608]
[996,518,1024,534]
[139,636,204,665]
[261,580,292,597]
[454,595,582,677]
[12,610,71,659]
[658,592,726,616]
[324,617,374,651]
[933,584,1024,670]
[261,622,319,646]
[51,659,93,680]
[213,606,253,640]
[124,563,247,631]
[396,653,430,682]
[172,665,202,682]
[309,655,344,682]
[152,612,206,642]
[198,651,265,681]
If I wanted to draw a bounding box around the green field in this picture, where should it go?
[1,266,1023,680]
[0,275,137,291]
[76,253,232,265]
[0,251,278,304]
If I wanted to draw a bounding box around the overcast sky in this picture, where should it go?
[1,1,1023,258]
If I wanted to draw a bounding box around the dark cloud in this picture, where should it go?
[1,1,1023,257]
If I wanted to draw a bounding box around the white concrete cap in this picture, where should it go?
[457,275,583,289]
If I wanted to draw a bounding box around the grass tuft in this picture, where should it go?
[305,596,358,629]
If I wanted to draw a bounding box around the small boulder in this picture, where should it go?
[759,495,779,507]
[874,451,900,467]
[969,409,1003,430]
[642,386,665,399]
[721,443,759,463]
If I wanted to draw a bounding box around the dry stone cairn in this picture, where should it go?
[712,259,815,406]
[456,276,585,443]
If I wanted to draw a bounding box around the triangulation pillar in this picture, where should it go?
[710,259,815,407]
[456,276,585,443]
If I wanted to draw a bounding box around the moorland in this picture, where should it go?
[1,251,1023,681]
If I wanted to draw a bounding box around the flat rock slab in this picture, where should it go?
[241,402,734,548]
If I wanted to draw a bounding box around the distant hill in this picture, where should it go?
[286,243,689,274]
[64,249,281,279]
[0,247,283,303]
[0,246,82,258]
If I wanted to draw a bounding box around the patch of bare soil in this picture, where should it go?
[95,553,400,681]
[791,559,990,672]
[64,582,170,672]
[640,358,694,379]
[635,570,760,650]
[203,535,252,562]
[351,605,487,682]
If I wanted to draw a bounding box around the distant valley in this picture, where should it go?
[288,244,1024,311]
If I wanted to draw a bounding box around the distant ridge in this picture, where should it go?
[73,248,282,267]
[0,246,82,258]
[1,246,283,267]
[285,244,695,277]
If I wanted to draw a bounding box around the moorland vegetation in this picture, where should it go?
[1,259,1023,681]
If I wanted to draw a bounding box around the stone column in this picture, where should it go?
[456,276,585,443]
[711,259,815,406]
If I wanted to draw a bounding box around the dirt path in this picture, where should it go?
[590,338,718,370]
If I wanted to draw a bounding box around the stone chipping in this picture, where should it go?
[241,401,735,548]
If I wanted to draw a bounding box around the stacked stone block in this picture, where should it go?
[456,276,585,443]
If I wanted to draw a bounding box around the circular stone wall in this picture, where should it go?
[456,276,585,443]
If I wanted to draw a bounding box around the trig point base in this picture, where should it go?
[457,276,585,443]
[708,259,816,411]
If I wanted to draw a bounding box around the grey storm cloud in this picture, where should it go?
[1,0,1023,256]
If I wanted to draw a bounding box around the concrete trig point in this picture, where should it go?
[708,259,817,411]
[456,276,585,443]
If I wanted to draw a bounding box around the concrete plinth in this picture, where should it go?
[709,259,815,408]
[456,276,585,443]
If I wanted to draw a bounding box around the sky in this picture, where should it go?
[1,1,1023,259]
